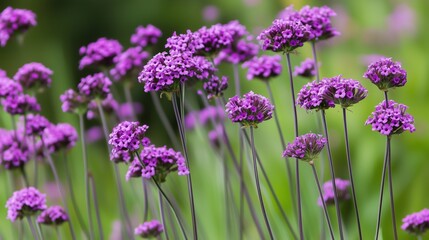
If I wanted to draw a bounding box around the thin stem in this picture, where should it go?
[19,166,29,187]
[311,41,320,82]
[32,137,39,188]
[321,110,344,239]
[143,179,149,221]
[310,163,335,239]
[35,222,44,240]
[159,191,169,240]
[123,83,137,121]
[342,108,362,239]
[89,173,104,240]
[250,127,274,240]
[166,200,179,239]
[375,138,389,239]
[26,216,39,240]
[233,64,241,96]
[55,227,62,240]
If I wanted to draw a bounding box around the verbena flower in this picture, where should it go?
[0,7,37,47]
[294,58,318,78]
[42,123,78,153]
[0,129,32,169]
[317,178,350,206]
[77,73,112,99]
[2,94,41,115]
[118,102,143,121]
[85,126,103,143]
[202,5,219,22]
[185,106,225,129]
[242,55,282,81]
[134,220,164,238]
[365,100,415,136]
[363,57,407,91]
[109,121,149,160]
[208,125,224,149]
[6,187,46,222]
[37,205,69,226]
[203,75,228,100]
[257,18,312,53]
[86,94,118,120]
[126,145,189,182]
[225,91,274,128]
[13,62,53,91]
[60,89,88,114]
[0,68,6,77]
[282,133,327,162]
[79,38,122,70]
[0,77,23,98]
[111,137,151,164]
[23,114,52,136]
[401,209,429,236]
[165,30,204,56]
[320,75,368,108]
[131,24,162,48]
[214,37,259,65]
[110,46,149,81]
[297,80,334,111]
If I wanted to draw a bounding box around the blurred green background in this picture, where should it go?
[1,0,428,239]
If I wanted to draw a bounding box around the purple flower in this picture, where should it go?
[85,126,103,143]
[79,38,122,70]
[297,80,335,111]
[0,129,32,169]
[0,7,37,47]
[402,208,429,235]
[131,24,162,48]
[86,94,118,120]
[13,62,53,91]
[319,75,368,108]
[109,121,149,160]
[203,75,228,100]
[294,58,318,78]
[134,220,164,238]
[363,57,407,91]
[214,37,259,65]
[77,73,112,99]
[0,77,23,98]
[242,55,282,81]
[23,114,52,136]
[185,106,225,129]
[118,102,143,121]
[2,94,41,115]
[126,145,189,182]
[202,5,219,22]
[208,125,224,149]
[42,123,78,153]
[387,4,416,40]
[0,68,6,77]
[110,47,149,81]
[257,19,312,53]
[6,187,46,222]
[225,91,274,127]
[165,30,204,56]
[317,178,350,206]
[282,133,326,162]
[60,89,88,114]
[37,205,69,225]
[365,100,415,136]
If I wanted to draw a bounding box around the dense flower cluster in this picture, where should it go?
[317,178,350,206]
[60,89,87,114]
[282,133,327,162]
[134,220,164,238]
[42,123,78,153]
[165,30,204,56]
[13,62,53,90]
[37,205,69,225]
[86,94,118,120]
[131,24,162,48]
[77,73,112,99]
[0,68,6,77]
[110,46,149,81]
[297,80,334,111]
[6,187,46,222]
[320,76,368,108]
[2,94,40,115]
[185,106,225,129]
[214,38,259,65]
[109,121,149,159]
[258,18,312,53]
[0,130,31,169]
[242,55,282,81]
[401,209,429,235]
[225,91,274,127]
[0,7,37,47]
[79,38,123,69]
[203,75,228,99]
[365,100,415,136]
[0,77,23,98]
[294,58,317,78]
[111,137,150,164]
[24,114,52,136]
[363,58,407,91]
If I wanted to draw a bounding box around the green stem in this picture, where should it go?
[26,216,38,240]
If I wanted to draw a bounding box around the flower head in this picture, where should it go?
[37,206,69,226]
[86,94,118,120]
[225,91,274,127]
[131,24,162,48]
[2,94,40,115]
[0,69,6,77]
[282,133,326,162]
[23,114,52,136]
[363,58,407,91]
[13,62,53,91]
[0,77,23,98]
[134,220,164,238]
[185,106,225,129]
[242,55,282,81]
[6,187,46,222]
[297,80,335,111]
[294,58,318,78]
[214,37,259,65]
[0,7,37,47]
[79,38,122,70]
[365,100,415,136]
[42,123,78,153]
[0,129,32,169]
[203,75,228,100]
[110,47,149,81]
[77,73,112,99]
[320,76,368,108]
[165,30,204,56]
[208,125,224,149]
[118,102,143,121]
[317,178,350,206]
[60,89,88,114]
[402,209,429,235]
[109,121,149,159]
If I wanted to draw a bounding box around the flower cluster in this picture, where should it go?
[60,89,87,114]
[294,58,317,78]
[185,106,225,129]
[208,125,224,149]
[317,178,350,206]
[0,68,6,77]
[214,38,259,65]
[165,30,204,56]
[242,55,282,81]
[13,62,53,91]
[109,121,149,159]
[24,114,52,136]
[0,77,23,98]
[225,91,274,127]
[0,7,37,47]
[86,94,118,120]
[203,75,228,100]
[77,73,112,99]
[258,19,312,53]
[365,100,415,136]
[110,46,149,81]
[6,187,46,222]
[297,80,335,111]
[320,76,368,108]
[134,220,164,238]
[79,38,123,69]
[42,123,78,153]
[131,24,162,48]
[282,133,327,162]
[37,205,69,225]
[401,209,429,235]
[2,94,40,115]
[0,130,31,169]
[363,58,407,91]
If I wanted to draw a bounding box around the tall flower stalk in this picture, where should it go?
[88,173,104,240]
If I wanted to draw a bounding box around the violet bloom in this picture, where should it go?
[165,30,204,56]
[365,100,415,136]
[225,91,274,128]
[60,89,88,114]
[37,205,69,226]
[110,46,149,81]
[214,37,259,65]
[242,55,282,81]
[13,62,53,91]
[23,114,52,136]
[109,121,149,160]
[208,125,224,149]
[134,220,164,238]
[0,129,32,169]
[131,24,162,48]
[42,123,78,153]
[85,126,103,143]
[318,178,350,206]
[6,187,46,222]
[202,5,219,22]
[86,94,118,120]
[2,94,41,115]
[77,73,112,99]
[112,137,151,164]
[118,102,143,121]
[126,144,189,182]
[320,76,368,108]
[0,7,37,47]
[294,58,318,78]
[257,18,312,53]
[363,58,407,91]
[282,133,327,162]
[297,80,335,111]
[185,106,225,129]
[0,77,23,98]
[79,38,122,70]
[0,68,6,77]
[203,75,228,100]
[402,209,429,236]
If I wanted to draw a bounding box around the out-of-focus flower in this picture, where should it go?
[203,75,228,100]
[320,75,368,108]
[185,106,225,130]
[242,55,282,81]
[42,123,78,153]
[0,68,7,77]
[13,62,53,91]
[6,187,46,222]
[23,114,52,136]
[2,94,40,115]
[118,102,143,121]
[0,129,32,169]
[110,47,149,81]
[60,89,88,114]
[363,58,407,91]
[0,77,23,98]
[317,178,350,206]
[202,5,219,22]
[79,38,122,70]
[208,125,224,149]
[360,54,386,67]
[283,133,326,162]
[294,58,318,78]
[37,205,69,225]
[402,209,429,236]
[78,73,112,99]
[387,4,416,40]
[86,94,118,120]
[85,126,103,143]
[134,220,164,238]
[131,25,162,48]
[0,7,37,47]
